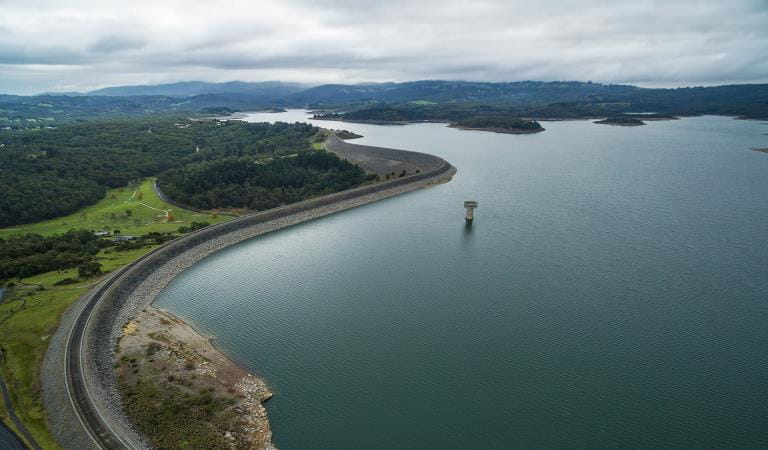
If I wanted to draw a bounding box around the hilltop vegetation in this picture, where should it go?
[298,81,768,119]
[0,94,277,129]
[158,151,370,210]
[308,81,767,126]
[0,118,369,227]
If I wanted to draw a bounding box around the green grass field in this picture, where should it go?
[0,178,232,447]
[0,287,87,449]
[0,178,229,239]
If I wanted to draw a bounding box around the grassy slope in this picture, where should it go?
[0,179,229,448]
[0,178,228,239]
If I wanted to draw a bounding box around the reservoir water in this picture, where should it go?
[155,111,768,448]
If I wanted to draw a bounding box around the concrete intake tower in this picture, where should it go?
[464,201,478,221]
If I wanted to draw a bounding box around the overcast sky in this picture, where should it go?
[1,0,767,94]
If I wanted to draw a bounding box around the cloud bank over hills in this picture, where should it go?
[1,0,767,94]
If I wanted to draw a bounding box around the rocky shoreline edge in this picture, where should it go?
[115,307,276,448]
[42,140,456,449]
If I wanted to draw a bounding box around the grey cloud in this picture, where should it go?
[87,35,147,53]
[0,0,766,94]
[0,45,86,65]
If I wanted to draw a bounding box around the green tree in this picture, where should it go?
[77,261,102,278]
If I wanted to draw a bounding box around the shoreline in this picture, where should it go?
[43,137,456,449]
[115,307,274,448]
[117,164,456,448]
[447,124,545,134]
[594,120,645,126]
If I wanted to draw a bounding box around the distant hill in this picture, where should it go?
[286,80,643,105]
[87,81,310,98]
[287,81,768,119]
[3,80,767,129]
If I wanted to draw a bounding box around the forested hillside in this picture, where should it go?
[4,80,766,132]
[158,151,368,210]
[293,81,768,119]
[0,94,280,129]
[0,119,366,227]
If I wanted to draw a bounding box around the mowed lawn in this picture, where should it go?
[0,177,230,239]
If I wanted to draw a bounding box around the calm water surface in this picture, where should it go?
[156,111,768,448]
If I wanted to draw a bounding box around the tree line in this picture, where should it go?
[158,151,371,211]
[0,118,345,226]
[0,230,178,282]
[454,116,543,130]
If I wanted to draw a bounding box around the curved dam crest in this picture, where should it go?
[42,136,455,449]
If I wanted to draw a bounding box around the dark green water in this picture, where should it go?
[155,112,768,448]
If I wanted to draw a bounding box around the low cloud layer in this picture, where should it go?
[1,0,767,94]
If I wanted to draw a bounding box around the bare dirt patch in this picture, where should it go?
[115,307,274,449]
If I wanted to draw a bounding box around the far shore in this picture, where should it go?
[594,119,645,126]
[447,124,545,134]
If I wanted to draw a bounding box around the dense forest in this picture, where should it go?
[0,118,366,227]
[158,151,369,210]
[0,230,106,280]
[0,230,176,281]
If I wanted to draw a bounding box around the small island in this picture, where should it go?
[594,116,646,126]
[449,116,545,134]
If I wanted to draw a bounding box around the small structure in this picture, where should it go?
[111,235,138,242]
[464,200,478,221]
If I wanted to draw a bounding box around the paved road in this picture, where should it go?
[0,422,26,450]
[0,375,39,449]
[64,265,144,449]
